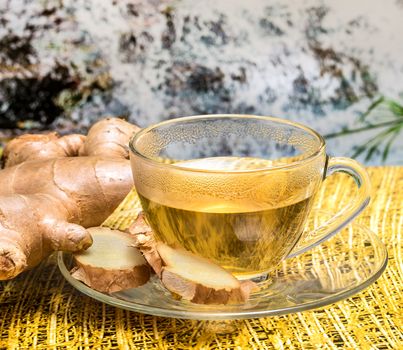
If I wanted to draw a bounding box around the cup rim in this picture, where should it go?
[129,114,326,173]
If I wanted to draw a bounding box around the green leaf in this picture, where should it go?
[386,100,403,117]
[382,133,398,162]
[365,144,379,161]
[352,144,367,158]
[382,124,403,162]
[359,96,385,122]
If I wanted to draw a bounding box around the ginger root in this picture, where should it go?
[3,117,139,168]
[0,117,137,280]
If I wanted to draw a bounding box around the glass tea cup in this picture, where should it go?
[129,115,370,280]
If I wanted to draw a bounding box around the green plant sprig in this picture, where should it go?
[324,96,403,162]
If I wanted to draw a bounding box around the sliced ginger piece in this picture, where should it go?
[129,213,257,304]
[129,213,257,305]
[71,227,150,293]
[157,243,256,305]
[129,212,163,276]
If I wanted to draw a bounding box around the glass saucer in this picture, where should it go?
[58,222,387,320]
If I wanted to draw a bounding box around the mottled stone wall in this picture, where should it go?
[0,0,402,164]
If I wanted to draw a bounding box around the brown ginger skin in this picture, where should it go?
[79,117,140,159]
[0,157,133,227]
[0,117,139,280]
[0,193,92,279]
[129,213,163,276]
[2,117,139,167]
[161,267,256,304]
[3,133,86,167]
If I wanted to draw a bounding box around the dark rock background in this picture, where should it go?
[0,0,402,164]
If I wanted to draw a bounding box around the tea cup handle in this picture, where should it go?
[287,157,371,258]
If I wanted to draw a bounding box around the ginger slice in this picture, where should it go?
[157,243,256,305]
[71,227,150,293]
[128,215,256,305]
[129,212,163,276]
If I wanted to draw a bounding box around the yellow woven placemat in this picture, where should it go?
[0,167,402,349]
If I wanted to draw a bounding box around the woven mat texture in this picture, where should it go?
[0,166,401,349]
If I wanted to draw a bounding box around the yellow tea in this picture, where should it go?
[137,157,315,279]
